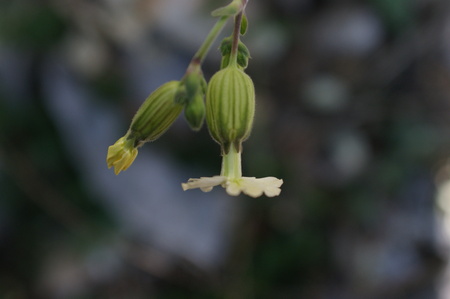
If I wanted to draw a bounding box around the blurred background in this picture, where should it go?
[2,0,450,298]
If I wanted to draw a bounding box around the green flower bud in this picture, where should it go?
[184,72,203,98]
[206,65,255,154]
[184,93,205,131]
[129,81,183,146]
[177,70,207,130]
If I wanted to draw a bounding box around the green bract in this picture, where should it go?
[129,81,183,146]
[240,13,248,35]
[220,37,250,69]
[206,64,255,154]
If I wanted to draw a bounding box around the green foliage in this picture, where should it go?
[0,2,67,49]
[369,0,415,34]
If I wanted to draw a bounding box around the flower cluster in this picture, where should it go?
[107,0,283,197]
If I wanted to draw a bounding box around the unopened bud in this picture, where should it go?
[184,93,205,131]
[206,65,255,153]
[130,81,183,146]
[184,72,203,98]
[179,70,207,131]
[107,81,183,174]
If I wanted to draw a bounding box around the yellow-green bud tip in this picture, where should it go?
[106,136,138,175]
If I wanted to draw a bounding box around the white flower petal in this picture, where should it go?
[256,177,284,187]
[241,177,283,198]
[200,186,214,192]
[182,175,283,197]
[225,179,243,196]
[181,176,226,192]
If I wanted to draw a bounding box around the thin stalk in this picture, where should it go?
[190,16,229,68]
[229,11,243,66]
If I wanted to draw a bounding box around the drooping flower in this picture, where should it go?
[107,81,183,174]
[182,54,283,197]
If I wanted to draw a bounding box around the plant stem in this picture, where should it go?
[189,16,229,69]
[229,11,243,66]
[229,0,248,66]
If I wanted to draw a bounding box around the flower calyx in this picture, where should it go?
[206,63,255,154]
[130,81,183,146]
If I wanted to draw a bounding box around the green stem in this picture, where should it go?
[189,16,229,69]
[220,145,242,178]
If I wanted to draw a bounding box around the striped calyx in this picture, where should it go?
[206,65,255,154]
[129,81,183,146]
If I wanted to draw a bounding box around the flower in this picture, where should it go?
[182,144,283,198]
[106,136,138,175]
[183,61,282,198]
[107,81,183,175]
